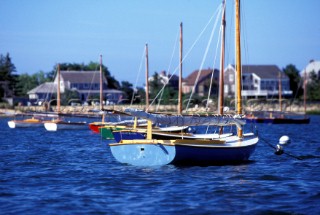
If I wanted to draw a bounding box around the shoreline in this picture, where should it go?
[1,102,320,116]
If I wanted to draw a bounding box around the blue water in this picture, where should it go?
[1,116,320,214]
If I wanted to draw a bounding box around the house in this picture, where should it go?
[224,64,292,99]
[27,70,124,105]
[182,68,220,97]
[27,82,56,105]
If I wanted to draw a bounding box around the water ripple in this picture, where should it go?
[1,116,320,214]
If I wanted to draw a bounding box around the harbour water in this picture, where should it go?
[0,116,319,214]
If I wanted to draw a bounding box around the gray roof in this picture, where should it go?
[27,82,56,94]
[242,65,283,79]
[229,65,288,79]
[60,71,107,84]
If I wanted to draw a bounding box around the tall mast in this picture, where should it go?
[278,71,282,111]
[303,70,307,114]
[145,43,150,108]
[235,0,243,138]
[57,64,61,114]
[99,54,103,111]
[178,22,183,115]
[219,1,226,115]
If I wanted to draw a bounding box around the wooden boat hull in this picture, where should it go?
[44,121,87,131]
[246,117,310,124]
[272,117,310,124]
[109,134,258,166]
[173,137,257,165]
[8,120,43,128]
[110,140,176,166]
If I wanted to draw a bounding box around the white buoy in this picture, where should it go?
[279,135,290,145]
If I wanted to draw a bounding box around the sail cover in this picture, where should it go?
[124,109,246,128]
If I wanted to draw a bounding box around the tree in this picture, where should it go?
[15,71,51,96]
[120,81,134,104]
[148,72,179,105]
[0,53,18,97]
[306,71,320,101]
[283,64,303,99]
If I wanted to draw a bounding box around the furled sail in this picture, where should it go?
[124,109,246,128]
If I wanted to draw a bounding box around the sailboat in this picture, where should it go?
[246,71,310,124]
[88,55,111,133]
[8,116,44,128]
[101,42,187,140]
[109,0,259,166]
[112,24,191,142]
[44,64,87,131]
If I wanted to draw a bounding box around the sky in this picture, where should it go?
[1,0,319,87]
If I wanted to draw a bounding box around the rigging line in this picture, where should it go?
[130,46,146,106]
[156,89,164,112]
[167,27,180,78]
[241,0,250,75]
[259,135,302,160]
[87,63,99,102]
[147,4,222,110]
[206,24,223,110]
[289,78,303,111]
[47,65,59,103]
[155,26,180,110]
[186,4,223,111]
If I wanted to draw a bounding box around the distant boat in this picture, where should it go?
[109,0,259,166]
[246,111,310,124]
[43,64,88,131]
[246,71,310,124]
[44,119,87,131]
[8,117,44,128]
[88,55,110,133]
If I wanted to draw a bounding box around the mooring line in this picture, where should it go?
[259,136,303,160]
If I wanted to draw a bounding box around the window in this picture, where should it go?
[224,85,228,93]
[229,74,234,82]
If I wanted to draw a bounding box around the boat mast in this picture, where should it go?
[218,0,226,134]
[219,1,226,115]
[303,70,307,114]
[278,71,282,112]
[145,43,150,108]
[57,64,61,114]
[178,22,183,115]
[145,43,152,139]
[99,55,105,122]
[99,55,103,110]
[235,0,243,138]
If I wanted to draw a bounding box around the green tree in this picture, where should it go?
[148,72,179,105]
[0,53,18,97]
[15,71,51,96]
[120,81,134,104]
[283,64,303,99]
[306,71,320,100]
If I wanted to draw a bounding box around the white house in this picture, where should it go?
[28,71,124,105]
[224,64,292,99]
